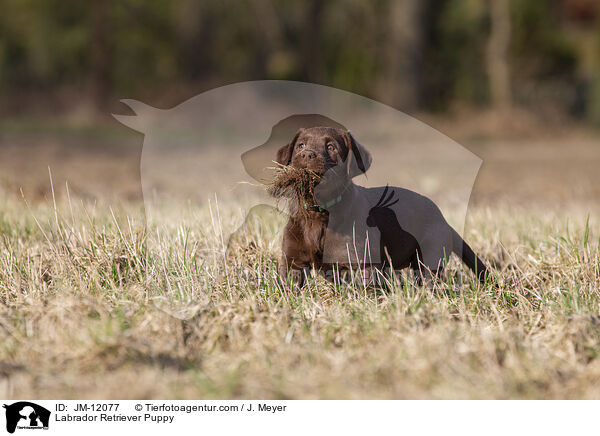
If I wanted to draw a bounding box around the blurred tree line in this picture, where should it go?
[1,0,600,124]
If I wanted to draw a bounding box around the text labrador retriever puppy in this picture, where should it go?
[276,126,489,288]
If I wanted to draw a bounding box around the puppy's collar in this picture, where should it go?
[304,194,342,213]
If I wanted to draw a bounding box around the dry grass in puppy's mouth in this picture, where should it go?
[267,164,322,203]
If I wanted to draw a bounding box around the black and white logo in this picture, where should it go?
[3,402,50,434]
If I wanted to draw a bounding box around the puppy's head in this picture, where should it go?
[276,127,371,180]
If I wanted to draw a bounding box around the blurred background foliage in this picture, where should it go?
[1,0,600,126]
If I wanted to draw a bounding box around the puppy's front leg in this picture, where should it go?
[288,268,306,290]
[279,258,305,290]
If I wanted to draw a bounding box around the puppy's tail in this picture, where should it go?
[451,228,489,283]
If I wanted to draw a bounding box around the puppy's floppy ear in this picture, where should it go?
[342,131,372,178]
[275,129,302,165]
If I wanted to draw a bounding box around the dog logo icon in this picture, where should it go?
[3,402,50,434]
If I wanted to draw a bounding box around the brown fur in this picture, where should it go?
[273,127,367,286]
[272,126,489,288]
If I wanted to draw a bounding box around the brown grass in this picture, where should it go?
[266,164,321,202]
[1,182,600,399]
[2,123,600,399]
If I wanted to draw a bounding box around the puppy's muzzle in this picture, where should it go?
[297,150,325,173]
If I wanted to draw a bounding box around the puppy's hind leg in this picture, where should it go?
[412,261,443,289]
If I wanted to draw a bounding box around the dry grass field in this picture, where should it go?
[1,120,600,399]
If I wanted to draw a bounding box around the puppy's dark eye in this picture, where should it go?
[327,143,336,152]
[297,143,306,149]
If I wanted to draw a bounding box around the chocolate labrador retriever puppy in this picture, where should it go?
[276,126,488,288]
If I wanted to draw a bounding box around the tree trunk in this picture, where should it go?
[250,0,284,77]
[487,0,512,112]
[90,0,110,112]
[377,0,426,111]
[177,0,213,81]
[300,0,324,82]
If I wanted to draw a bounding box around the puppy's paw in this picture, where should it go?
[278,268,305,292]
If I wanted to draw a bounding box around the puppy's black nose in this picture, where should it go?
[300,150,317,160]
